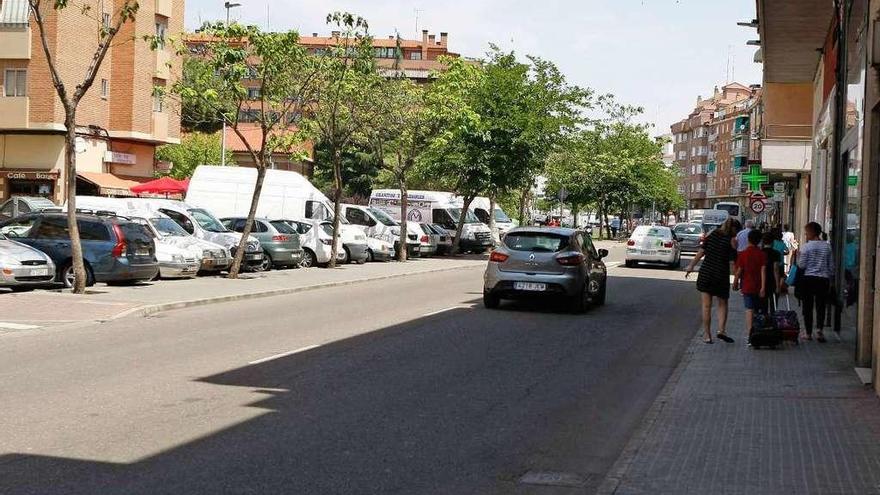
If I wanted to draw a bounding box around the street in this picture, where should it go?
[0,248,700,494]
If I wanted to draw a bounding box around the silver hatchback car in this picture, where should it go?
[483,227,608,312]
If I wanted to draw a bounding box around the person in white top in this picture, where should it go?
[735,219,755,253]
[795,221,834,342]
[781,224,797,270]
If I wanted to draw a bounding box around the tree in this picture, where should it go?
[305,12,377,267]
[177,57,231,133]
[155,132,232,179]
[358,59,479,261]
[27,0,139,293]
[167,23,318,278]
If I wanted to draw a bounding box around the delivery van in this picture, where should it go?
[714,202,741,220]
[368,189,494,253]
[186,166,368,263]
[341,203,421,257]
[470,196,516,238]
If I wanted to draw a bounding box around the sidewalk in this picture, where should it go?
[600,297,880,495]
[0,257,486,328]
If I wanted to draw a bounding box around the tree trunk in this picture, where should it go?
[572,204,579,228]
[603,211,611,239]
[328,150,343,268]
[398,178,408,262]
[64,110,87,293]
[488,194,497,243]
[597,203,605,240]
[450,195,475,255]
[227,164,268,278]
[517,186,529,225]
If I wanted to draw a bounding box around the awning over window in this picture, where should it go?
[76,172,151,197]
[0,0,29,27]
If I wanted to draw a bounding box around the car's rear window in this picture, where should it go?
[674,224,702,235]
[503,232,569,252]
[270,221,298,234]
[119,222,153,244]
[633,226,672,239]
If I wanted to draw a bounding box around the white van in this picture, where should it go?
[341,203,421,257]
[186,166,368,263]
[369,189,494,253]
[470,196,516,238]
[70,196,229,276]
[93,198,264,270]
[714,202,741,220]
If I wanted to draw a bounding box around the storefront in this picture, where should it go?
[0,170,60,202]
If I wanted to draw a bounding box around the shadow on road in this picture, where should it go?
[0,273,701,495]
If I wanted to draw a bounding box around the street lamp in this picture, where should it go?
[221,2,241,167]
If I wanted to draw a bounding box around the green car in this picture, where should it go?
[222,217,304,271]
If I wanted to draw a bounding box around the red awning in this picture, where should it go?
[130,177,188,195]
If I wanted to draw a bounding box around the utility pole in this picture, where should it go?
[221,1,241,168]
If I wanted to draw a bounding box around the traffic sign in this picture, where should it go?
[750,198,766,214]
[773,182,785,193]
[772,193,784,203]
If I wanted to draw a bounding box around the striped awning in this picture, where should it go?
[0,0,29,27]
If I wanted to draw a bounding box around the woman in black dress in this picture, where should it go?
[685,218,740,344]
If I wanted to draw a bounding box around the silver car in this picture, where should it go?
[483,227,608,313]
[0,232,55,291]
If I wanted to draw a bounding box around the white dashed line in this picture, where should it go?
[0,322,41,330]
[423,306,471,317]
[248,344,321,365]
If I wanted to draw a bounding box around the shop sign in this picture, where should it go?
[103,151,137,165]
[4,171,60,180]
[773,182,785,193]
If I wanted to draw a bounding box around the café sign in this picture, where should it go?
[103,151,137,165]
[5,171,60,180]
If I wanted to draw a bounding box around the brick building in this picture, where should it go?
[0,0,183,203]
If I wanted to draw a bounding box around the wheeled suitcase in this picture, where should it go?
[772,295,800,344]
[749,311,782,349]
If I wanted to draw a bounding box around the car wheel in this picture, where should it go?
[300,249,316,268]
[340,246,351,264]
[570,284,589,314]
[483,291,500,309]
[60,262,95,289]
[473,248,487,255]
[367,249,375,262]
[624,260,635,268]
[595,279,607,306]
[255,251,273,272]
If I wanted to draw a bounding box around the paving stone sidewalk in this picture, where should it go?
[600,297,880,495]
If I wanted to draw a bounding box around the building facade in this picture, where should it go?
[0,0,183,203]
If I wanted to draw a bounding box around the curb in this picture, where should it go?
[102,263,479,322]
[594,329,700,495]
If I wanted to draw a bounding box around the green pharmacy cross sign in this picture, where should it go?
[742,164,770,193]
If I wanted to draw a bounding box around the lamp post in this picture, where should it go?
[220,2,242,168]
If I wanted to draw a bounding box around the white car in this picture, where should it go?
[624,225,681,269]
[131,215,229,278]
[0,232,55,291]
[365,237,395,262]
[283,219,345,267]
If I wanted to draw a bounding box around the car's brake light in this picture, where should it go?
[272,235,289,242]
[111,224,127,258]
[489,251,509,263]
[664,241,674,248]
[626,239,635,246]
[420,235,429,243]
[556,253,585,266]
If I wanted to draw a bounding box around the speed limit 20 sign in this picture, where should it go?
[750,198,766,214]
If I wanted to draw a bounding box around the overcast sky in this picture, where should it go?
[185,0,762,132]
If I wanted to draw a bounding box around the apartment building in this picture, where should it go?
[299,29,459,83]
[706,85,760,207]
[0,0,183,203]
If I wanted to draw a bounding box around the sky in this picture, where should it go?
[184,0,763,133]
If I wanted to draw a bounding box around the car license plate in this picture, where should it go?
[514,282,546,291]
[29,268,48,276]
[641,250,657,255]
[247,253,263,260]
[136,249,151,256]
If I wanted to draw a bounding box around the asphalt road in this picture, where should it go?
[0,248,701,494]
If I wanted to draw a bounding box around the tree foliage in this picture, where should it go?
[155,132,233,179]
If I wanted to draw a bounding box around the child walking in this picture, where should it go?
[733,229,767,339]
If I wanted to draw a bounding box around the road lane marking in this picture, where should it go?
[0,322,41,330]
[248,344,321,365]
[606,261,623,269]
[422,306,471,317]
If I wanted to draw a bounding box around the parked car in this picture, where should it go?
[282,219,345,267]
[414,223,438,257]
[0,232,55,291]
[672,223,704,254]
[365,237,395,262]
[0,212,159,288]
[72,196,232,273]
[221,217,304,271]
[483,227,608,312]
[0,196,57,222]
[426,223,453,255]
[342,203,421,258]
[624,225,681,269]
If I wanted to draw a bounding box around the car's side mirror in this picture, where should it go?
[598,248,609,259]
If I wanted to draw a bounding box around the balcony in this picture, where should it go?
[0,96,29,128]
[152,112,168,141]
[155,0,172,17]
[155,49,171,80]
[0,27,31,59]
[733,116,750,136]
[708,132,718,143]
[732,139,748,158]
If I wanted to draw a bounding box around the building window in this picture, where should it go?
[409,52,422,60]
[102,13,111,29]
[100,79,109,99]
[373,47,397,59]
[153,93,164,113]
[4,69,26,97]
[247,87,261,100]
[155,19,167,49]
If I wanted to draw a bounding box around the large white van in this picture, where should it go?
[368,189,494,253]
[470,197,516,238]
[714,202,741,220]
[341,203,421,257]
[90,197,264,270]
[70,196,230,275]
[186,166,368,263]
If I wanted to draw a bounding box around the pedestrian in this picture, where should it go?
[782,224,797,271]
[733,230,768,340]
[761,231,784,309]
[770,227,788,259]
[610,217,620,238]
[735,219,755,253]
[795,221,834,342]
[685,217,740,344]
